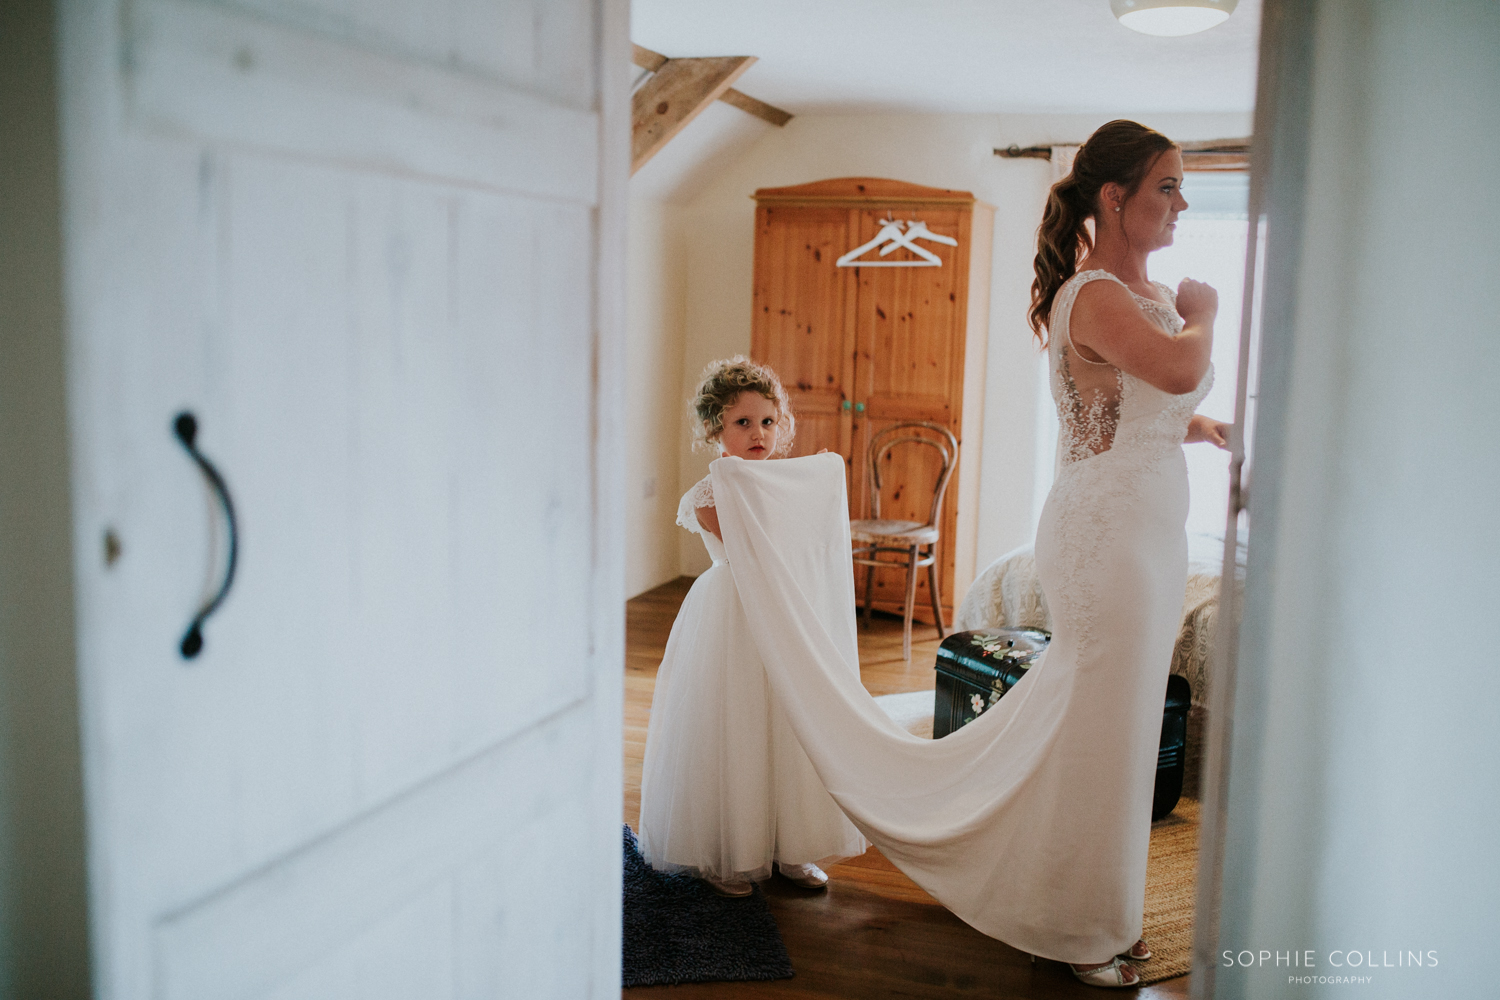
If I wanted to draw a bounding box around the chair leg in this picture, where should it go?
[902,545,919,663]
[862,562,876,630]
[927,551,945,639]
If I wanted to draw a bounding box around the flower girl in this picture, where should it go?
[637,357,868,896]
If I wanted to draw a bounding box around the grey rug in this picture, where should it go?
[622,825,794,988]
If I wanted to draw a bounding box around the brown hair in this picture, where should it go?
[690,356,795,456]
[1028,120,1178,343]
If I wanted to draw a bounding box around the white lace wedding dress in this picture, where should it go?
[1027,269,1214,952]
[700,269,1210,963]
[636,475,869,882]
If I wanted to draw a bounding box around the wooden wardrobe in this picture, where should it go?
[750,178,994,626]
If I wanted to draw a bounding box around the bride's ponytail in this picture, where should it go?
[1029,177,1092,341]
[1028,120,1177,345]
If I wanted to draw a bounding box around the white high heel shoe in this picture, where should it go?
[1026,952,1141,989]
[1069,957,1140,988]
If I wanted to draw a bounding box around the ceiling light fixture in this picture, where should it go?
[1111,0,1239,37]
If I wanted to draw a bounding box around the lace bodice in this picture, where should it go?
[1039,269,1213,644]
[1048,270,1212,468]
[676,475,727,564]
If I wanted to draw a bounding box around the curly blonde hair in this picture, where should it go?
[690,356,795,456]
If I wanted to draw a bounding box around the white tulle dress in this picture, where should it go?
[636,474,869,883]
[695,270,1210,963]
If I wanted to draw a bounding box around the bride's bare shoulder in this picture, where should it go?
[1072,276,1143,323]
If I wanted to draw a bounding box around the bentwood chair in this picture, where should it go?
[850,421,959,662]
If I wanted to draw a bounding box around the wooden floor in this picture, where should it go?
[624,577,1190,1000]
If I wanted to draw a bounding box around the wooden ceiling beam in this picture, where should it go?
[631,54,756,174]
[717,88,793,128]
[632,44,793,129]
[632,43,669,73]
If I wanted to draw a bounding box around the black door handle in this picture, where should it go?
[173,412,238,659]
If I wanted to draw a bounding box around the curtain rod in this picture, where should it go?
[993,144,1053,160]
[994,138,1251,163]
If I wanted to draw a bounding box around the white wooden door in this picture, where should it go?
[59,1,624,997]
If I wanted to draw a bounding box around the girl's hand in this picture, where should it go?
[1185,414,1230,449]
[1176,278,1219,325]
[817,448,829,454]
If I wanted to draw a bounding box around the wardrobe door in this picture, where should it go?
[750,204,856,471]
[850,205,973,621]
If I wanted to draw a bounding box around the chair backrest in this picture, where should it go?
[865,421,959,529]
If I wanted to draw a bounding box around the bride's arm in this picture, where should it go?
[1185,414,1230,449]
[1070,278,1216,394]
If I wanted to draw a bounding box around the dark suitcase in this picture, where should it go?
[932,628,1190,821]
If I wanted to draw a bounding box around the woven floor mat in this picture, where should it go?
[1135,797,1200,984]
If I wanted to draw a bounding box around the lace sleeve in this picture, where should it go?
[675,475,714,534]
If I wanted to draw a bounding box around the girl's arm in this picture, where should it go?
[1186,414,1230,449]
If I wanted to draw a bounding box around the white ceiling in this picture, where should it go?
[632,0,1261,116]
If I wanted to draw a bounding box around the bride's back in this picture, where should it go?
[1048,270,1211,469]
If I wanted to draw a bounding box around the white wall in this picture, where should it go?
[623,197,688,598]
[0,2,91,993]
[1213,2,1500,997]
[664,110,1251,579]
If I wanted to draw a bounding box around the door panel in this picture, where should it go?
[126,0,599,202]
[63,0,618,995]
[750,205,850,394]
[221,0,599,108]
[201,158,593,871]
[260,883,455,1000]
[750,204,856,481]
[152,710,594,1000]
[119,154,596,904]
[850,207,970,619]
[853,207,964,422]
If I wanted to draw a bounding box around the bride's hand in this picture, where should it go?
[1176,278,1219,325]
[1185,414,1230,449]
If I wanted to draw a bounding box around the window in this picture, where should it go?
[1149,170,1248,538]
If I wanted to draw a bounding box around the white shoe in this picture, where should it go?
[704,876,753,897]
[776,862,829,889]
[1069,957,1140,988]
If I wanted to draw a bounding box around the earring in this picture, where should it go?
[1114,206,1121,212]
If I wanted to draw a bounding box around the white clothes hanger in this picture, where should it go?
[875,225,940,264]
[894,220,957,250]
[835,217,957,268]
[836,219,913,267]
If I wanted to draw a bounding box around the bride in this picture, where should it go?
[701,119,1229,990]
[1023,118,1226,985]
